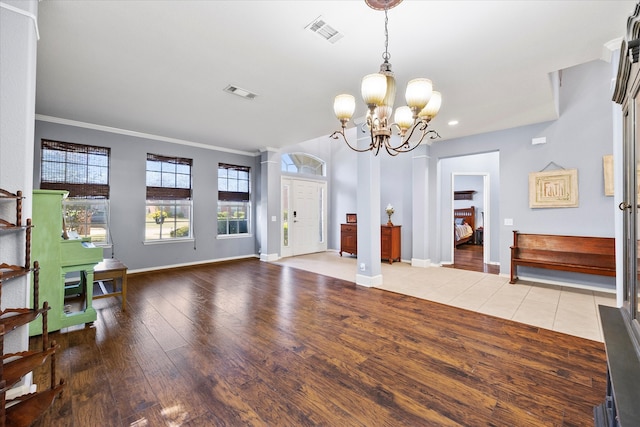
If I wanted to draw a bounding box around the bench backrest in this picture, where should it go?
[513,233,614,255]
[512,232,615,269]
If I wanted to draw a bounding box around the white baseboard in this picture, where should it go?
[411,258,431,268]
[127,254,259,274]
[356,274,383,287]
[259,253,280,262]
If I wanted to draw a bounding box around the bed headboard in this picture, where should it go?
[454,206,475,230]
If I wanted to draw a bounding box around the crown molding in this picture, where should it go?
[35,115,259,157]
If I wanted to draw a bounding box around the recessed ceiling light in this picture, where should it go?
[448,120,459,126]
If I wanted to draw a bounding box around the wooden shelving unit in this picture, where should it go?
[0,189,64,427]
[454,190,476,200]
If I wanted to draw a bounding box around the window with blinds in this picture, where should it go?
[145,154,193,241]
[41,139,110,198]
[218,163,251,236]
[40,139,111,244]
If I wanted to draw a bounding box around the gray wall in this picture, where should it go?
[329,128,359,250]
[34,120,258,271]
[380,150,415,261]
[428,59,615,288]
[324,127,417,260]
[453,175,484,213]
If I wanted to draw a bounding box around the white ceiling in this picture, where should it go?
[35,0,636,154]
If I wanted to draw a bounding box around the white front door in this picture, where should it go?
[281,178,327,257]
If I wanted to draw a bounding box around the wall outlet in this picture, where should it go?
[359,263,366,271]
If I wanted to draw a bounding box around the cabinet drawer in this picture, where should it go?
[341,224,357,233]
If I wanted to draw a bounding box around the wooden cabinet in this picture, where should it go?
[381,225,401,264]
[0,188,64,426]
[339,224,357,257]
[340,224,401,264]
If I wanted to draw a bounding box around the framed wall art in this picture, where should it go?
[346,213,357,223]
[603,155,614,196]
[602,158,640,199]
[529,168,579,208]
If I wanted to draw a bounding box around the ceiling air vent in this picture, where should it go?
[224,85,258,100]
[305,16,343,44]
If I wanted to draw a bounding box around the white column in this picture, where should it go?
[0,0,39,395]
[258,148,281,261]
[411,152,430,267]
[355,133,382,287]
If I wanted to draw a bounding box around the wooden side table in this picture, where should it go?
[93,258,128,311]
[381,224,401,264]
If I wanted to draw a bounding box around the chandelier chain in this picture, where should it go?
[383,6,390,62]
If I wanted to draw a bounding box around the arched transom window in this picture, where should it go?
[281,153,325,176]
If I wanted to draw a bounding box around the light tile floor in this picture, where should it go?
[273,251,617,342]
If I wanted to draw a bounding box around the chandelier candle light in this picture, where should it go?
[331,0,442,156]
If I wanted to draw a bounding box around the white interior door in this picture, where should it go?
[282,178,327,256]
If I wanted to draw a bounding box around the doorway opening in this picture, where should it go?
[449,173,497,274]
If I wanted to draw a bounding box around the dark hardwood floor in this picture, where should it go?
[30,258,605,426]
[447,243,500,274]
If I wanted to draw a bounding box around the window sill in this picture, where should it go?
[143,238,195,245]
[216,233,253,240]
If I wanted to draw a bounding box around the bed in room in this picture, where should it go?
[454,206,475,246]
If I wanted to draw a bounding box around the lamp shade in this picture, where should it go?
[419,91,442,120]
[381,72,397,111]
[334,94,356,121]
[405,78,432,110]
[394,106,413,130]
[375,105,393,123]
[361,73,387,106]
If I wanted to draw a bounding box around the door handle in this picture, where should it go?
[619,201,632,211]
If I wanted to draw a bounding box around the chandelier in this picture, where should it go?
[330,0,442,156]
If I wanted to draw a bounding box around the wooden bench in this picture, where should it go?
[93,258,128,311]
[510,231,615,284]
